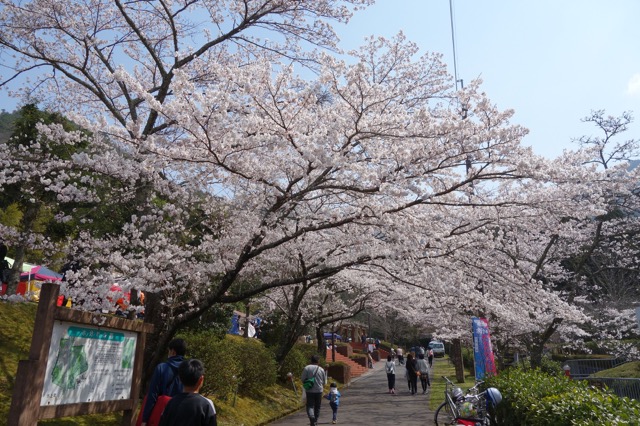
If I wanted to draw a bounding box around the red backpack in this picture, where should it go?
[135,394,172,426]
[136,367,180,426]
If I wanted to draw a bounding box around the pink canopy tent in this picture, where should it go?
[19,265,63,282]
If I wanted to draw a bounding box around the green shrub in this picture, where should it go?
[485,367,640,426]
[296,342,325,366]
[278,345,309,382]
[461,347,474,371]
[225,335,278,398]
[177,331,241,399]
[178,332,277,399]
[539,356,563,376]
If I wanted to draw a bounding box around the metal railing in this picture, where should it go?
[565,358,625,379]
[566,358,640,400]
[583,377,640,400]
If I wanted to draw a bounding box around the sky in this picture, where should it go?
[1,1,638,160]
[335,0,640,159]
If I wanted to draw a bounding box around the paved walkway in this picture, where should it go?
[268,358,437,426]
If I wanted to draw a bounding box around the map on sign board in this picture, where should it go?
[40,321,137,406]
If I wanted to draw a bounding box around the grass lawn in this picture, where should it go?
[428,357,477,411]
[591,361,640,378]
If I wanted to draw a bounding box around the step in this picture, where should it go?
[326,350,372,377]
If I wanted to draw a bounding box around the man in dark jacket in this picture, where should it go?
[141,338,187,426]
[159,358,217,426]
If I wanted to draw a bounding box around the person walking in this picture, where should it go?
[405,353,418,395]
[396,347,404,366]
[384,354,396,394]
[416,353,430,394]
[428,348,434,368]
[324,382,341,424]
[139,338,187,426]
[301,354,327,426]
[158,359,217,426]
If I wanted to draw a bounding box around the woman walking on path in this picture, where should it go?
[384,355,396,394]
[416,353,430,394]
[405,353,418,395]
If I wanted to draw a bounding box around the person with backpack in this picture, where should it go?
[139,338,187,426]
[385,354,396,394]
[324,382,341,424]
[301,354,327,426]
[158,358,217,426]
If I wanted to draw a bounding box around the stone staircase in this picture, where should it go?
[325,349,370,379]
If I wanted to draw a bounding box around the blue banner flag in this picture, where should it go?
[472,317,497,380]
[228,313,240,335]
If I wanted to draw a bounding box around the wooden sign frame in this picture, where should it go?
[8,283,154,426]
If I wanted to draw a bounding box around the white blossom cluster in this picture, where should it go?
[0,0,638,356]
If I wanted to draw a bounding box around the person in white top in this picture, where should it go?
[385,354,396,394]
[396,347,404,365]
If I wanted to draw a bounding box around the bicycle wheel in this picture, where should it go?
[434,402,456,426]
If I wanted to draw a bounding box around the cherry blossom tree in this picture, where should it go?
[4,0,634,379]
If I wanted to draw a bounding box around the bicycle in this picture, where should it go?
[434,376,501,426]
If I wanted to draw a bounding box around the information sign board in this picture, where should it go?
[40,321,138,406]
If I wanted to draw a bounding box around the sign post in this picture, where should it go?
[8,283,153,426]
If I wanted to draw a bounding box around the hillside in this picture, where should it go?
[591,361,640,378]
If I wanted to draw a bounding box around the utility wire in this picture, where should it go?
[449,0,463,90]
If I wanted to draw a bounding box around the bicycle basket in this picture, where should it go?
[458,401,478,419]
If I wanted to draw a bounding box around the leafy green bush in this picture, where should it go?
[278,345,309,382]
[539,356,563,376]
[177,331,241,399]
[296,342,325,366]
[178,332,277,399]
[485,367,640,426]
[226,335,278,397]
[462,347,474,371]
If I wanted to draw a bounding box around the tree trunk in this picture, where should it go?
[316,326,325,354]
[274,313,304,368]
[139,291,171,394]
[529,317,563,368]
[7,202,40,295]
[451,338,465,383]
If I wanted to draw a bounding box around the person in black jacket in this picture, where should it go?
[159,358,217,426]
[141,339,186,426]
[405,353,418,395]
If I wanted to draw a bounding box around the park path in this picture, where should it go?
[267,357,438,426]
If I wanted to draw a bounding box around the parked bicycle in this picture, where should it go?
[434,376,502,426]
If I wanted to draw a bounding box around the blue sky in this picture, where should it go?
[336,0,640,159]
[2,1,638,160]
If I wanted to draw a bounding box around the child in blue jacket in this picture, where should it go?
[324,382,341,424]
